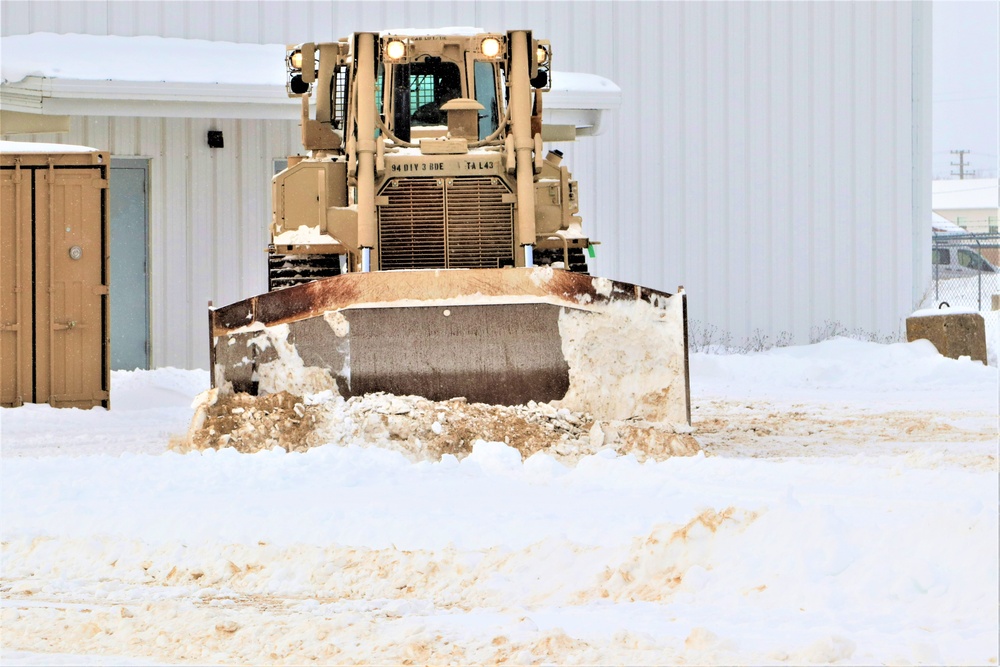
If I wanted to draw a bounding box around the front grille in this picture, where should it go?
[445,177,515,268]
[378,178,446,270]
[378,176,514,270]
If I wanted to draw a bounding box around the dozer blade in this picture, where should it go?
[209,267,690,426]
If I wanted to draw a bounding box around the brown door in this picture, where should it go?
[0,159,109,409]
[35,167,109,407]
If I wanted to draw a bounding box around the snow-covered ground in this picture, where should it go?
[1,337,997,665]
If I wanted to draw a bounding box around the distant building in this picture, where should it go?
[932,178,1000,233]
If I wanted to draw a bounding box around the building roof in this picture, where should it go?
[2,33,289,119]
[1,32,619,131]
[931,178,999,211]
[931,212,967,235]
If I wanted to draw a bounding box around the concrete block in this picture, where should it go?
[906,312,987,364]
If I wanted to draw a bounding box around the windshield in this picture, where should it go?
[409,60,462,126]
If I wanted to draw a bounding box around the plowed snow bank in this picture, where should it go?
[175,389,699,464]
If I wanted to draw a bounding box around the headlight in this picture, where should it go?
[481,37,501,58]
[386,40,406,60]
[536,45,549,65]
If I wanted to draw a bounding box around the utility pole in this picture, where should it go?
[950,149,973,179]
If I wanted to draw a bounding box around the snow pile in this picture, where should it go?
[178,388,698,464]
[556,292,688,424]
[692,336,995,408]
[690,337,997,468]
[1,340,997,665]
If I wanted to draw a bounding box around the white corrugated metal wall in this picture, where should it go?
[2,1,932,369]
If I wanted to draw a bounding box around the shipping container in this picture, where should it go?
[1,145,110,408]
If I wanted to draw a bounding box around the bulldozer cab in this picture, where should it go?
[378,36,509,143]
[289,31,545,152]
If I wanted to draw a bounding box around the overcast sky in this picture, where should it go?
[933,0,999,179]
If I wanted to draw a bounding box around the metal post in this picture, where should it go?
[208,301,216,389]
[355,33,378,255]
[362,247,371,273]
[975,237,983,310]
[508,31,537,264]
[933,235,940,301]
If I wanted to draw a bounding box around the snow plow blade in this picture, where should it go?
[209,268,690,425]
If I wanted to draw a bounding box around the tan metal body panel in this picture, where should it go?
[271,160,348,236]
[0,149,109,409]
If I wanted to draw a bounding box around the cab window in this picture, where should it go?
[410,60,462,126]
[375,63,385,115]
[474,61,500,139]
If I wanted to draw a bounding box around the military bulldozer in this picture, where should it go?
[208,29,690,426]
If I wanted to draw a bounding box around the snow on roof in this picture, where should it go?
[0,139,98,153]
[910,305,980,318]
[1,33,285,86]
[931,212,967,235]
[1,32,618,128]
[1,33,292,119]
[932,178,999,210]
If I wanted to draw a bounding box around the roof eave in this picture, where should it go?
[1,76,301,120]
[1,75,622,128]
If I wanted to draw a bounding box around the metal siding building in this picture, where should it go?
[1,1,932,370]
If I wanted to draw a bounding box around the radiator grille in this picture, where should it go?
[445,177,515,268]
[378,178,446,270]
[378,176,514,270]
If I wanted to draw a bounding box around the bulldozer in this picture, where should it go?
[208,29,690,427]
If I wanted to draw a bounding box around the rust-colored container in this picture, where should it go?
[1,146,110,408]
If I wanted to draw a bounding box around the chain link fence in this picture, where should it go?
[930,233,1000,311]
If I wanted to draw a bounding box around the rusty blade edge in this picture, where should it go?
[211,268,678,334]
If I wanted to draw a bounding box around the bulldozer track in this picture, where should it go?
[533,247,589,274]
[267,253,342,291]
